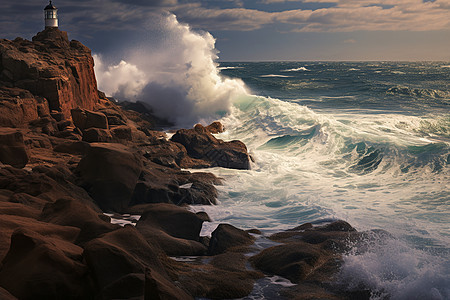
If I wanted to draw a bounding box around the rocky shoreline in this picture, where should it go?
[0,28,376,299]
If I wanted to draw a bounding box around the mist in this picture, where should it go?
[94,14,247,128]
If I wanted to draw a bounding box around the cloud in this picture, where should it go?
[344,38,356,43]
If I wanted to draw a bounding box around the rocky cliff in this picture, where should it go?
[0,28,98,126]
[0,30,371,300]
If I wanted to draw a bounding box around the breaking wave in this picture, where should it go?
[94,14,247,127]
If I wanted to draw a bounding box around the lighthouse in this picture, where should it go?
[44,1,58,28]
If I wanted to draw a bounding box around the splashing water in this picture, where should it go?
[94,14,247,127]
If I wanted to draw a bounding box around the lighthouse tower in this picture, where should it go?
[44,1,58,28]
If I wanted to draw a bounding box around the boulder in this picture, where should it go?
[0,214,80,262]
[205,121,225,134]
[250,241,328,283]
[53,140,90,155]
[97,108,127,126]
[171,124,251,170]
[82,127,112,143]
[39,197,119,244]
[136,203,207,256]
[71,108,108,131]
[110,125,133,141]
[0,87,46,128]
[0,228,92,300]
[208,223,255,255]
[0,128,29,168]
[0,165,98,211]
[130,165,218,206]
[83,225,190,299]
[75,143,143,212]
[0,287,17,300]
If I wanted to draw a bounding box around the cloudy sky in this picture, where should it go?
[1,0,449,61]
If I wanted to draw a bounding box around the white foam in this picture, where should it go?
[282,67,309,72]
[260,74,292,78]
[94,14,248,127]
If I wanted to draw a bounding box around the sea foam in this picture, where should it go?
[94,14,247,127]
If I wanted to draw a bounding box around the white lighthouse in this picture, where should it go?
[44,1,58,28]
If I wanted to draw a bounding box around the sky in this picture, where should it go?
[0,0,449,61]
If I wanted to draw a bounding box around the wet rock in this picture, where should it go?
[0,228,92,300]
[205,121,225,134]
[171,124,251,170]
[251,241,328,283]
[0,128,29,168]
[136,203,207,256]
[208,223,255,255]
[75,143,143,212]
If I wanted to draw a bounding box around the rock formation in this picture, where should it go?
[0,29,374,299]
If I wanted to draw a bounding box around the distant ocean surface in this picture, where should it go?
[194,62,450,299]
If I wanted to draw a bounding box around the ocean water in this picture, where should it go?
[192,62,450,299]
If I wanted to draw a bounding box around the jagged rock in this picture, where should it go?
[171,124,251,170]
[0,128,29,168]
[110,125,133,141]
[0,165,98,211]
[0,28,99,119]
[71,108,108,131]
[0,87,48,127]
[135,203,207,256]
[97,108,127,126]
[130,164,218,206]
[208,223,255,255]
[75,143,143,212]
[82,127,112,143]
[0,228,92,299]
[205,121,225,134]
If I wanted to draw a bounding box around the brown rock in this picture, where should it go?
[0,165,98,212]
[0,128,29,168]
[250,241,328,283]
[130,164,218,206]
[53,140,90,155]
[135,203,207,256]
[75,143,143,212]
[83,225,189,299]
[205,121,225,134]
[0,228,92,300]
[39,197,119,244]
[0,287,17,300]
[208,223,255,255]
[0,214,80,265]
[82,127,112,143]
[71,108,108,131]
[0,28,99,119]
[110,125,133,141]
[144,268,193,300]
[0,87,46,127]
[0,201,40,219]
[171,124,251,170]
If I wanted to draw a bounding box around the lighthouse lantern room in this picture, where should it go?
[44,1,58,28]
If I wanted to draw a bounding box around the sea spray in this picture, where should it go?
[94,14,247,127]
